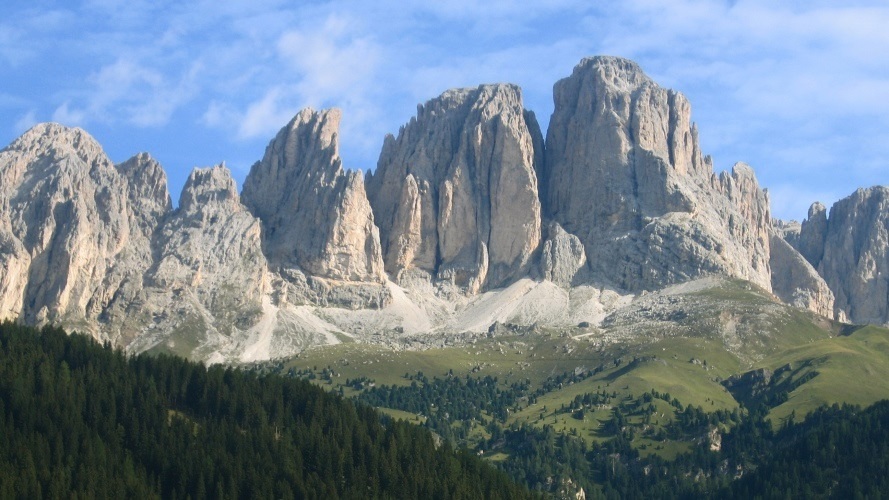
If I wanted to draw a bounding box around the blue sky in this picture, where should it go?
[2,0,887,221]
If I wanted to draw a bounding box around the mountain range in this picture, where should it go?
[1,55,886,363]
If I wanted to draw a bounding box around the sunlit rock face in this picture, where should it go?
[4,55,889,360]
[541,56,772,292]
[798,188,889,324]
[242,108,385,283]
[367,84,543,294]
[0,123,165,340]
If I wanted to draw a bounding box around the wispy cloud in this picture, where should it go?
[237,87,298,140]
[51,102,85,127]
[51,58,201,128]
[13,110,37,134]
[277,15,381,101]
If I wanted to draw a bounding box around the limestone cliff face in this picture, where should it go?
[241,108,384,284]
[366,84,543,293]
[0,124,143,335]
[797,202,828,268]
[135,165,269,341]
[800,188,889,324]
[98,152,174,339]
[769,231,835,318]
[542,56,771,292]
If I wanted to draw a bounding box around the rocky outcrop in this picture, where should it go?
[242,108,384,285]
[539,222,587,287]
[367,84,543,293]
[801,188,889,324]
[138,165,269,340]
[97,152,174,339]
[769,231,835,318]
[541,56,771,292]
[0,123,141,336]
[796,202,828,268]
[150,165,267,295]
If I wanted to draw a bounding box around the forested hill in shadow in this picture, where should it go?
[0,322,534,499]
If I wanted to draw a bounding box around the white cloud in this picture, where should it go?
[218,12,390,158]
[276,15,382,104]
[52,102,85,127]
[13,110,38,134]
[237,87,298,140]
[59,57,202,127]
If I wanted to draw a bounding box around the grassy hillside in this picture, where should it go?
[274,279,889,462]
[745,324,889,422]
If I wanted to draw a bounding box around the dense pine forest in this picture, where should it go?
[0,323,533,499]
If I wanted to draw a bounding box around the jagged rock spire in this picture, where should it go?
[242,108,385,283]
[541,56,772,292]
[367,84,544,293]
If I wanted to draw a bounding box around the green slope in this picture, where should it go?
[277,279,889,455]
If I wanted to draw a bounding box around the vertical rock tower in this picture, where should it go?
[541,56,772,291]
[798,188,889,324]
[242,109,385,284]
[367,84,544,293]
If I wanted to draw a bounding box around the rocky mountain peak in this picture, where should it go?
[117,153,173,225]
[806,187,889,324]
[572,55,651,93]
[5,123,109,169]
[2,56,887,361]
[242,108,385,285]
[0,123,133,333]
[797,201,828,268]
[542,56,771,292]
[367,83,543,293]
[179,164,240,215]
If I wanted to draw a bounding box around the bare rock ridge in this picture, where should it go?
[242,108,384,284]
[127,164,271,356]
[0,123,143,338]
[769,230,835,318]
[2,55,888,361]
[366,84,543,294]
[541,56,772,292]
[795,188,889,324]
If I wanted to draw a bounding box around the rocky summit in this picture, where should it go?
[787,188,889,325]
[366,84,543,293]
[0,56,886,362]
[542,56,771,292]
